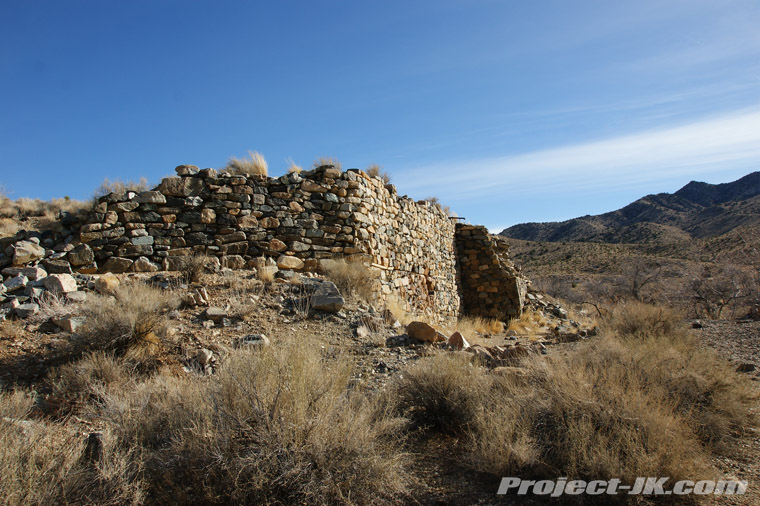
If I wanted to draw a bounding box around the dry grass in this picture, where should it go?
[0,195,90,237]
[0,390,144,506]
[322,258,380,303]
[423,196,452,216]
[78,281,179,355]
[313,156,342,170]
[257,265,277,285]
[366,163,391,184]
[102,342,410,505]
[383,294,414,325]
[390,303,758,494]
[225,150,268,177]
[450,316,505,339]
[177,253,216,283]
[506,309,548,337]
[93,177,150,199]
[285,156,302,173]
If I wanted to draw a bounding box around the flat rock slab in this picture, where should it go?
[303,279,344,313]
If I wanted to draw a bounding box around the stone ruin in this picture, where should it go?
[1,164,529,323]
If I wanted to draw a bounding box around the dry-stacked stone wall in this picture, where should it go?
[455,224,528,319]
[79,165,459,321]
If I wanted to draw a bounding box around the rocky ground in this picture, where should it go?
[1,268,758,504]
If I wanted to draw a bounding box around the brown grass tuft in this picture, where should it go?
[322,258,380,303]
[366,163,391,184]
[93,177,150,199]
[226,150,268,177]
[313,156,342,170]
[285,156,302,173]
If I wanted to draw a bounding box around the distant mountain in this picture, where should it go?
[500,172,760,243]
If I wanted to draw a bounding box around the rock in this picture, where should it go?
[158,176,204,197]
[269,238,287,252]
[196,348,214,366]
[3,274,28,292]
[42,258,73,274]
[52,315,86,333]
[276,255,304,271]
[356,325,371,338]
[506,329,518,337]
[692,320,703,329]
[204,306,227,323]
[468,345,495,366]
[14,303,39,318]
[12,240,46,265]
[102,256,134,273]
[43,273,78,294]
[406,321,444,343]
[133,256,160,272]
[94,273,120,295]
[239,334,270,347]
[175,164,199,176]
[306,279,345,312]
[67,244,94,267]
[736,363,756,373]
[65,291,87,303]
[21,266,47,280]
[134,191,166,204]
[448,331,470,350]
[220,255,246,269]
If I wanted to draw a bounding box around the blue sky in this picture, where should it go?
[2,0,760,231]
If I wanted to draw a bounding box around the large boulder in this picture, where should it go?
[12,240,45,265]
[276,255,304,271]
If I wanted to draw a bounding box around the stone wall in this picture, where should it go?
[455,224,528,319]
[79,165,460,321]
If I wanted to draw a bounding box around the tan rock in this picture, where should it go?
[447,331,470,350]
[276,255,304,270]
[406,321,444,343]
[94,273,120,296]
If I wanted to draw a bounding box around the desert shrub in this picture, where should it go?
[322,258,380,303]
[506,310,547,336]
[78,281,179,354]
[391,352,489,433]
[177,253,216,283]
[601,301,682,339]
[93,177,150,199]
[423,196,452,216]
[225,150,268,176]
[366,163,391,184]
[313,156,341,170]
[105,343,409,505]
[0,390,144,506]
[450,316,504,340]
[48,352,135,416]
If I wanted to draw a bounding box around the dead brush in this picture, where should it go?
[506,310,547,338]
[451,316,505,340]
[78,281,178,355]
[103,342,410,505]
[177,253,216,283]
[313,156,342,170]
[366,163,391,184]
[322,258,380,303]
[0,390,144,506]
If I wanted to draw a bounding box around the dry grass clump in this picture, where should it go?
[225,150,268,177]
[390,303,757,492]
[0,195,90,237]
[452,316,505,339]
[601,300,682,339]
[285,156,302,173]
[322,258,380,303]
[78,281,179,354]
[47,352,135,417]
[93,177,150,199]
[366,163,391,184]
[506,310,548,337]
[0,390,144,506]
[104,343,409,505]
[384,294,413,325]
[177,253,216,283]
[313,156,342,170]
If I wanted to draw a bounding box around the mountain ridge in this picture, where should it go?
[500,172,760,243]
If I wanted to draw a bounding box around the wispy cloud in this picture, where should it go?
[396,107,760,200]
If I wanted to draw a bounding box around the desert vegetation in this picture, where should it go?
[225,150,268,177]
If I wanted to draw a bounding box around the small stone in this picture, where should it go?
[448,331,470,350]
[269,238,287,252]
[134,191,167,204]
[204,306,228,323]
[42,258,73,274]
[12,240,46,265]
[65,291,87,303]
[102,257,134,273]
[67,244,94,267]
[276,255,304,271]
[305,279,345,312]
[21,266,47,280]
[133,256,160,272]
[736,363,756,373]
[14,303,39,318]
[175,164,199,176]
[239,334,270,347]
[52,315,86,333]
[406,321,444,343]
[196,348,214,366]
[3,274,28,292]
[43,273,78,294]
[94,273,120,295]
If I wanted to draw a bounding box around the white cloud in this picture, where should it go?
[396,107,760,200]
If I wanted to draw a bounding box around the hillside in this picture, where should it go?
[500,172,760,243]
